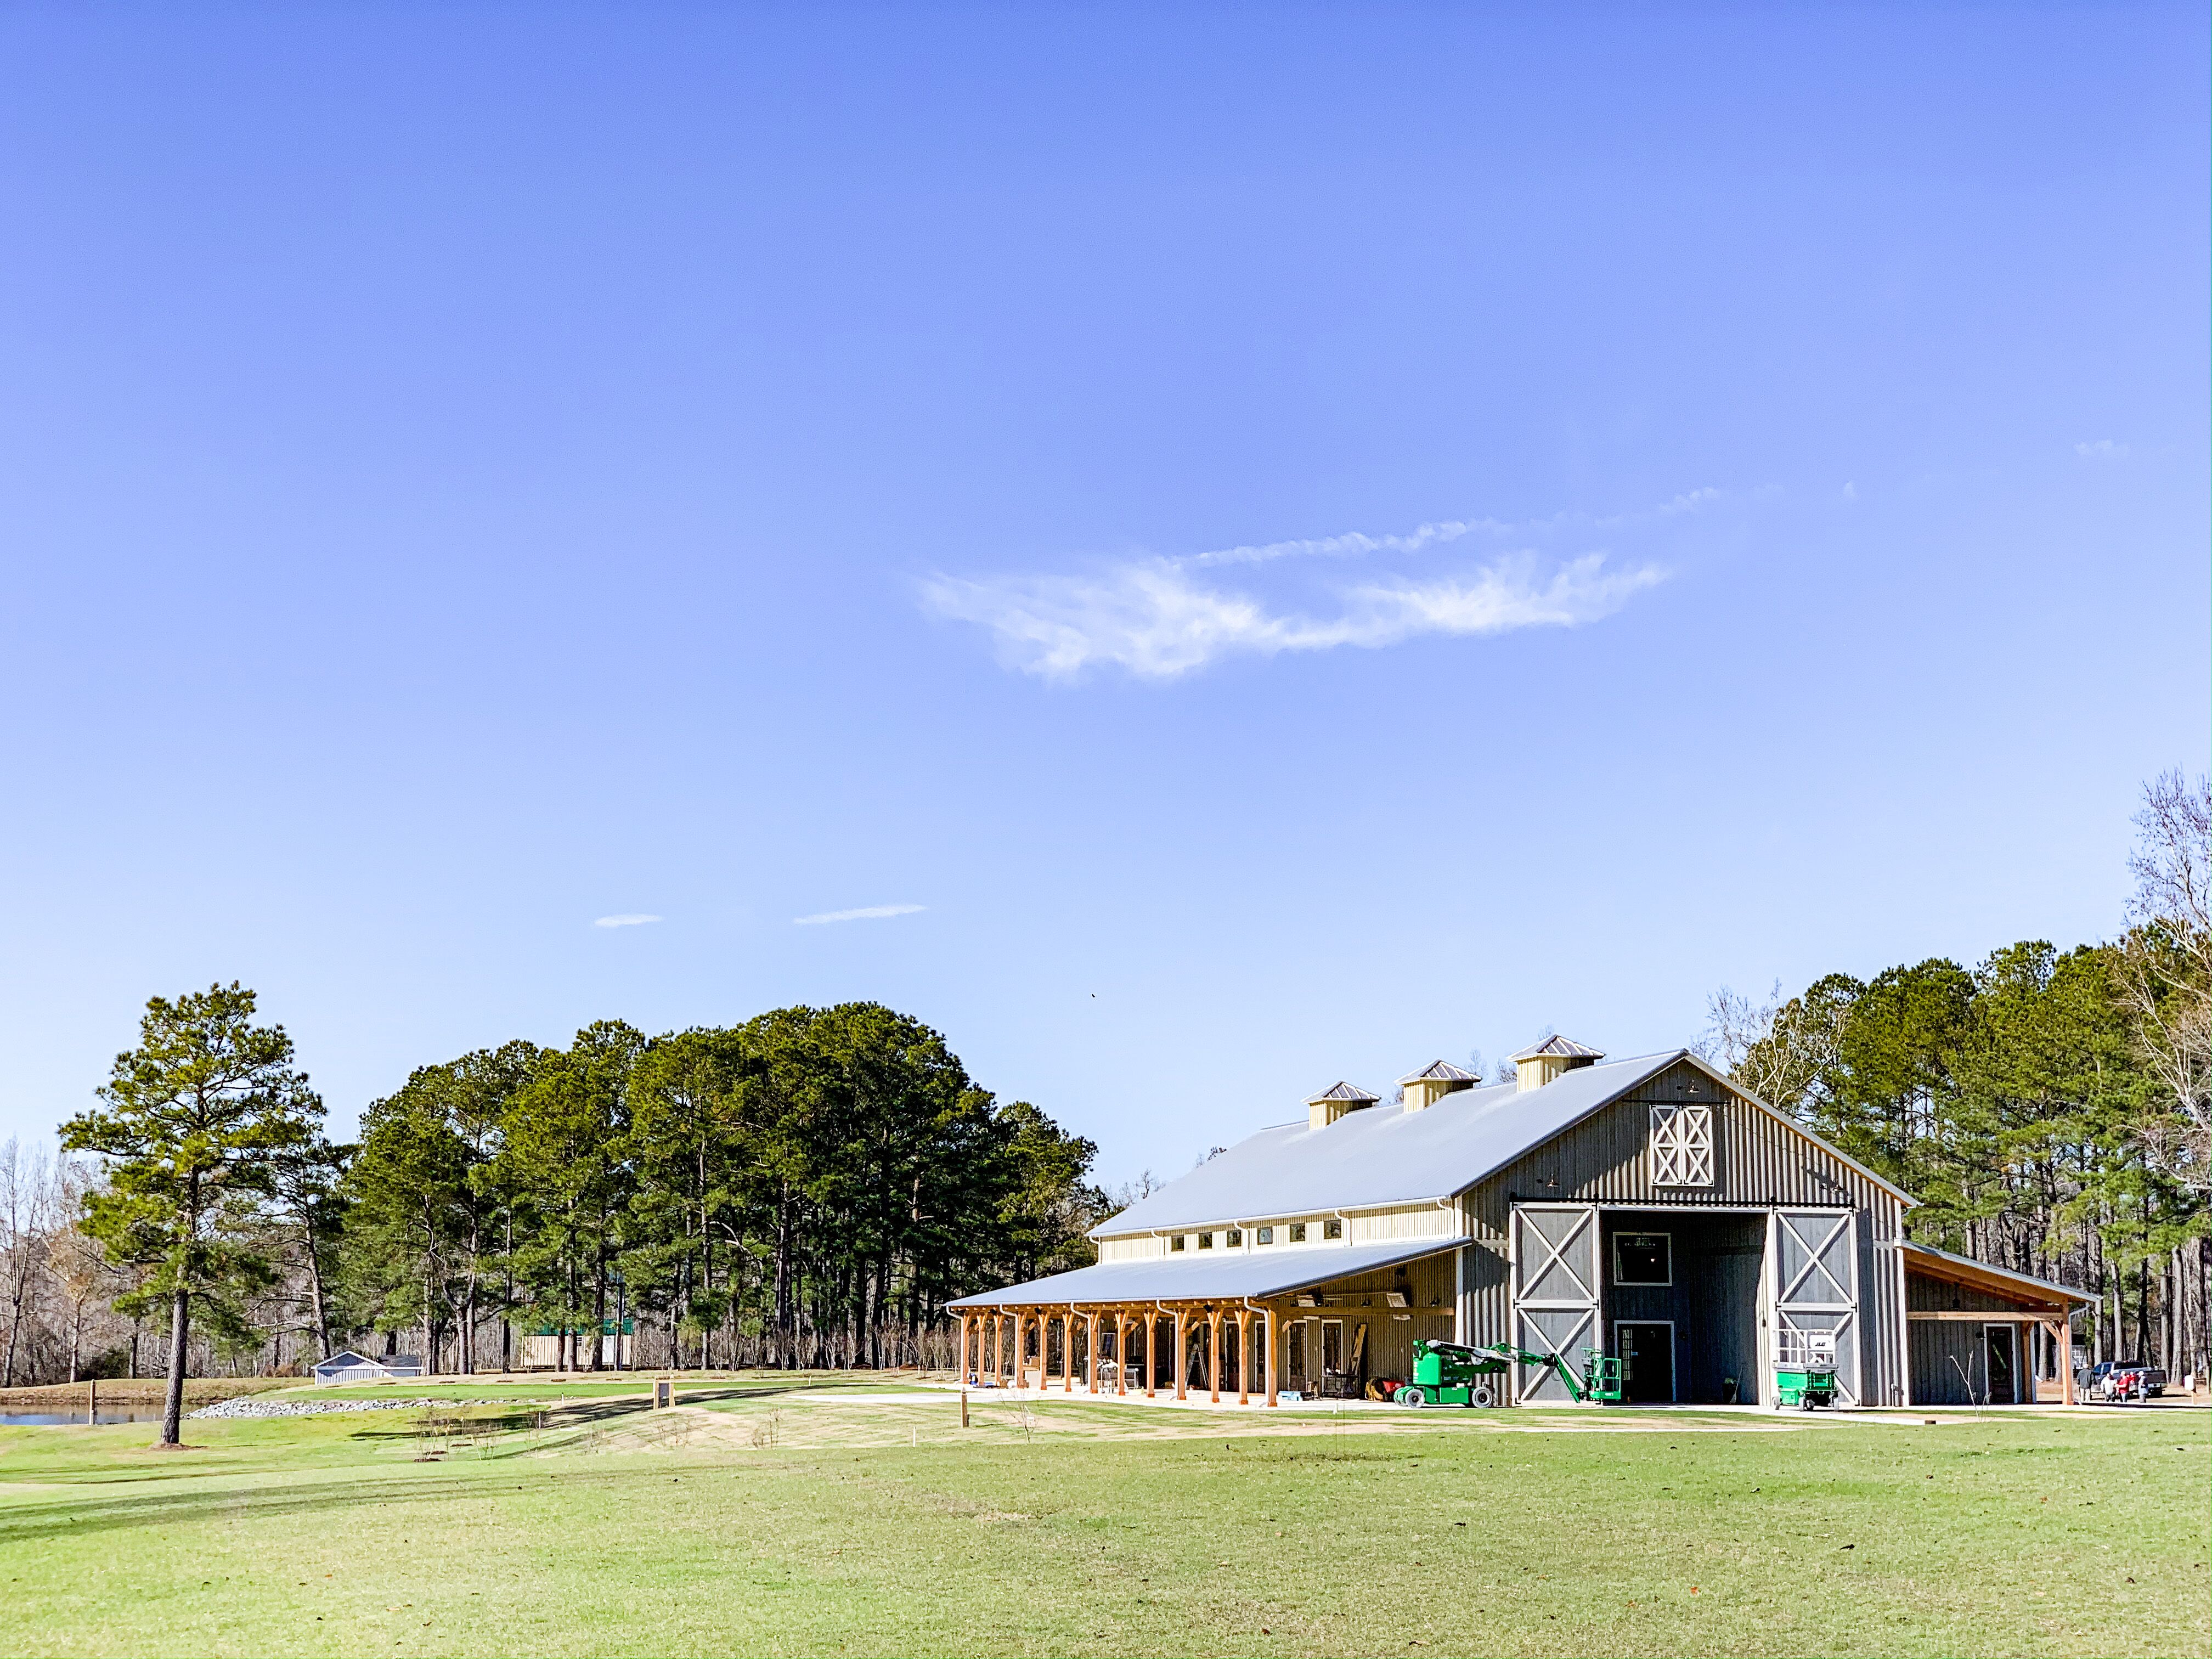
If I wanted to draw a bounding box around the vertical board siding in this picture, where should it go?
[1348,1205,1457,1243]
[1285,1254,1457,1386]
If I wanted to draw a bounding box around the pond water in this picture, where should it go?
[0,1410,165,1425]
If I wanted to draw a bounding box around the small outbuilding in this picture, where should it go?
[311,1350,425,1385]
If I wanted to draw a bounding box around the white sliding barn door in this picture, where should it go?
[1769,1210,1860,1405]
[1511,1205,1600,1403]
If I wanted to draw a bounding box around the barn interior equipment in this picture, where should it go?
[1773,1329,1837,1409]
[1393,1338,1624,1406]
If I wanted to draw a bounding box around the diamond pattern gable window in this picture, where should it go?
[1650,1104,1714,1187]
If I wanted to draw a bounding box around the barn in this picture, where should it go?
[947,1039,2092,1408]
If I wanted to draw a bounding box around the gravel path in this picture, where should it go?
[189,1396,442,1420]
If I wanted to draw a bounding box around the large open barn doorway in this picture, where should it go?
[1602,1211,1765,1404]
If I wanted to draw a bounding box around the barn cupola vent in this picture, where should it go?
[1396,1059,1480,1114]
[1305,1080,1380,1131]
[1510,1035,1605,1093]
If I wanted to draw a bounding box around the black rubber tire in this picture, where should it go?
[1470,1384,1496,1409]
[1397,1386,1426,1408]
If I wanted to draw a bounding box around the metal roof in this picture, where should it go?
[1396,1059,1479,1084]
[946,1237,1474,1309]
[1509,1034,1606,1061]
[1091,1051,1684,1237]
[1304,1080,1380,1104]
[1900,1242,2094,1306]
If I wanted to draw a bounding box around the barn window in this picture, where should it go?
[1225,1228,1243,1246]
[1650,1104,1714,1187]
[1197,1232,1214,1249]
[1289,1222,1307,1242]
[1614,1233,1672,1285]
[1170,1234,1186,1252]
[1323,1218,1343,1240]
[1256,1226,1274,1244]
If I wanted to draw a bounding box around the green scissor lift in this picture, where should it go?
[1395,1338,1625,1407]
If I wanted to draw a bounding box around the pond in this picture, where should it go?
[0,1410,166,1425]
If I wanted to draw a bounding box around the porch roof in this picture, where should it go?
[1900,1242,2094,1308]
[945,1237,1472,1310]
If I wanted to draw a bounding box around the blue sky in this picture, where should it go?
[2,4,2204,1186]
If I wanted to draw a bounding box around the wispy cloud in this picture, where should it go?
[919,493,1706,680]
[793,903,926,926]
[594,913,662,929]
[2075,439,2129,459]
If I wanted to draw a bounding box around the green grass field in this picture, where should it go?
[0,1378,2200,1658]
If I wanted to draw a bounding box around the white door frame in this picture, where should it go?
[1981,1323,2019,1404]
[1614,1318,1678,1403]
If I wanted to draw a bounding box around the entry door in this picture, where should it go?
[1512,1205,1600,1403]
[1769,1210,1860,1405]
[1616,1323,1675,1402]
[1983,1325,2017,1404]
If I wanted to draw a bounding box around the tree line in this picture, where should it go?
[1705,771,2210,1383]
[31,997,1100,1444]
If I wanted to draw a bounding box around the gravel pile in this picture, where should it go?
[190,1396,443,1420]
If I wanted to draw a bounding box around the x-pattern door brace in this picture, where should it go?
[1778,1212,1854,1307]
[1516,1207,1596,1304]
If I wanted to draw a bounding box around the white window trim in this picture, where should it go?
[1613,1231,1673,1286]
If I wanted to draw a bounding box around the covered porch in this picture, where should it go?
[947,1238,1469,1407]
[1902,1242,2091,1406]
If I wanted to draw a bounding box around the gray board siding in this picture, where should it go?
[1092,1053,1683,1237]
[1458,1058,1912,1405]
[945,1237,1473,1310]
[1910,1320,2032,1405]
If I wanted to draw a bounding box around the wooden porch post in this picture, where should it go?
[1173,1309,1189,1401]
[1144,1314,1158,1398]
[2057,1316,2075,1406]
[1085,1311,1099,1393]
[1265,1306,1280,1407]
[958,1313,971,1383]
[1208,1309,1222,1404]
[1235,1310,1251,1405]
[1063,1313,1076,1391]
[1115,1312,1130,1396]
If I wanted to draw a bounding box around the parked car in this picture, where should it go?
[2080,1359,2167,1402]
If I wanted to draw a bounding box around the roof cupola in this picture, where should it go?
[1510,1035,1605,1093]
[1396,1059,1480,1113]
[1305,1080,1380,1131]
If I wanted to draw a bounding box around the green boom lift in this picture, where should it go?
[1394,1338,1625,1407]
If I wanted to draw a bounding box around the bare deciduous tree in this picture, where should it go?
[2124,770,2212,1192]
[1700,980,1840,1115]
[0,1139,57,1389]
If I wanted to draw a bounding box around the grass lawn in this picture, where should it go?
[0,1381,2200,1658]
